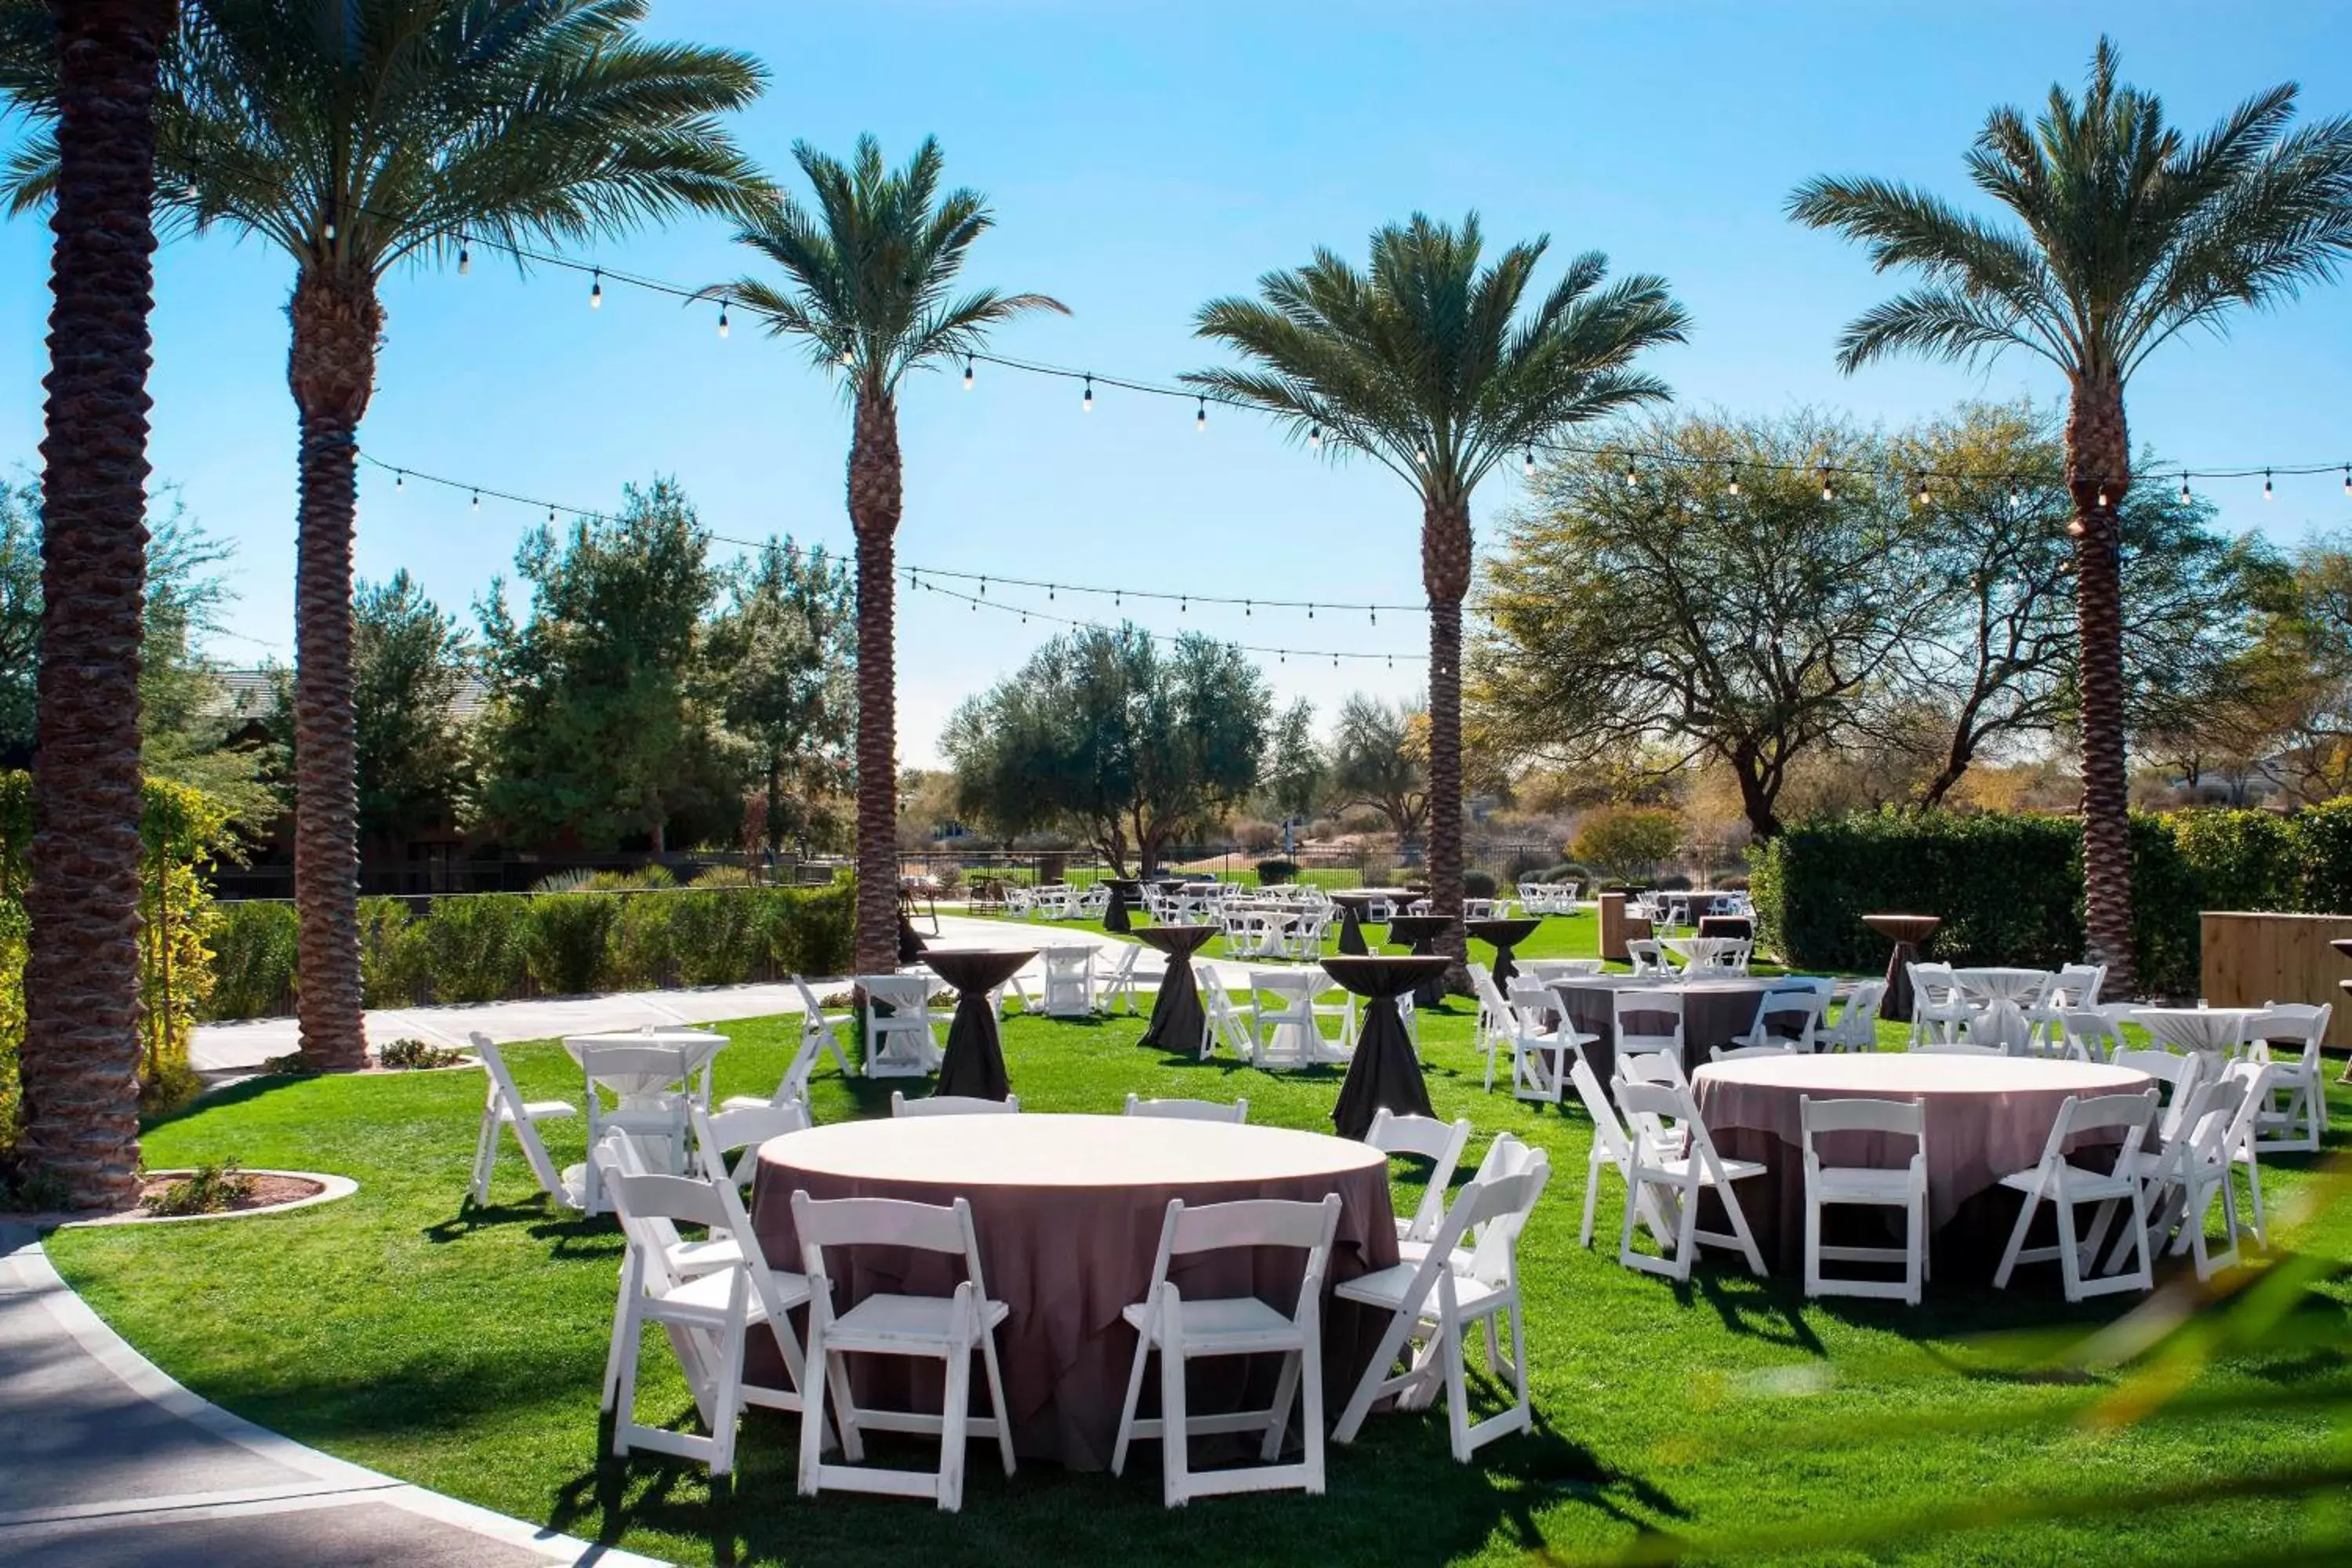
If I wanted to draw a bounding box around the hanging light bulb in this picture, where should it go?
[1332,655,1339,669]
[838,345,853,365]
[2265,469,2275,500]
[1523,450,1536,479]
[456,237,470,274]
[2009,478,2023,506]
[1113,590,1120,608]
[1415,443,1428,466]
[1306,603,1315,619]
[1369,607,1377,626]
[717,299,730,338]
[1243,601,1251,616]
[1911,472,1929,506]
[1180,596,1188,613]
[1624,459,1639,487]
[1819,465,1835,502]
[2180,474,2192,503]
[1081,374,1094,413]
[1047,586,1055,601]
[1726,464,1740,497]
[394,470,404,489]
[963,355,974,390]
[547,506,556,524]
[590,268,602,309]
[1196,397,1207,433]
[2343,466,2350,498]
[470,489,480,510]
[1308,424,1323,452]
[979,576,987,596]
[321,220,336,241]
[2096,486,2109,508]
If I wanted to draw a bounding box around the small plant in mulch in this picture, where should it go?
[0,1163,71,1214]
[260,1051,318,1076]
[376,1037,469,1070]
[143,1160,257,1217]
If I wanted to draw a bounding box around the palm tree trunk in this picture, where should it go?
[2067,373,2136,996]
[848,391,902,978]
[1423,495,1472,977]
[20,0,173,1210]
[288,270,381,1069]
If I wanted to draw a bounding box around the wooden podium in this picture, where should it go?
[1597,892,1653,963]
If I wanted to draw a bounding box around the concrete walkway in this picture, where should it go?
[0,1225,662,1567]
[191,914,1149,1074]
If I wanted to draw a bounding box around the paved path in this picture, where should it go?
[0,1225,662,1567]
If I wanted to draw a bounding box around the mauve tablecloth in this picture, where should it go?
[1691,1054,2152,1277]
[1134,924,1216,1050]
[920,948,1037,1100]
[750,1115,1398,1470]
[1321,955,1448,1138]
[1552,977,1777,1081]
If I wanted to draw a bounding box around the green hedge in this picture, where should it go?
[198,882,855,1019]
[1751,802,2352,998]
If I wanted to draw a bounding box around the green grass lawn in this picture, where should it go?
[45,1006,2352,1567]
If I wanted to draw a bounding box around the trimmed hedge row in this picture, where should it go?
[203,882,855,1019]
[1750,801,2352,997]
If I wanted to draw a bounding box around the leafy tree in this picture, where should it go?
[707,134,1066,976]
[1327,693,1430,849]
[1188,213,1687,967]
[0,0,769,1069]
[1571,804,1682,880]
[0,0,176,1205]
[1259,698,1323,829]
[1472,412,1941,838]
[349,571,471,845]
[1788,36,2352,992]
[709,540,855,856]
[0,477,39,760]
[475,481,737,855]
[942,625,1271,876]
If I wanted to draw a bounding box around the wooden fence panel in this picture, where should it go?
[2201,910,2352,1047]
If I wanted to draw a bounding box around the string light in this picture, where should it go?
[470,489,479,510]
[1196,397,1207,433]
[394,469,403,489]
[1523,450,1536,478]
[838,346,853,365]
[590,268,601,309]
[2096,486,2109,508]
[456,237,470,274]
[1913,472,1930,507]
[1081,374,1094,414]
[963,354,974,390]
[2009,480,2023,506]
[1819,465,1834,502]
[1726,464,1740,497]
[717,299,730,338]
[2266,470,2274,500]
[2343,466,2350,498]
[1624,458,1639,487]
[1308,425,1322,452]
[2180,474,2192,503]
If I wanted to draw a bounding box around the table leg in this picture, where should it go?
[1882,941,1918,1024]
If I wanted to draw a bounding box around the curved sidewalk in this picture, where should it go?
[0,1223,662,1567]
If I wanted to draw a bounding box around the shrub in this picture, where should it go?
[2291,798,2352,914]
[1571,806,1682,879]
[205,901,298,1019]
[1255,858,1299,886]
[2169,809,2297,914]
[0,900,22,1150]
[1463,869,1498,898]
[1535,862,1591,885]
[523,893,619,995]
[378,1037,468,1069]
[668,891,762,987]
[609,894,678,989]
[359,898,429,1007]
[762,883,853,978]
[143,1160,254,1217]
[1653,871,1693,891]
[412,896,528,1004]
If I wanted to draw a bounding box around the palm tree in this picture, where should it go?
[4,0,768,1069]
[705,135,1066,978]
[1788,38,2352,995]
[1188,214,1688,972]
[0,0,176,1208]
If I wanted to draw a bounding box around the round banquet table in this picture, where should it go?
[748,1115,1399,1470]
[1660,935,1744,977]
[1133,924,1215,1051]
[1863,913,1941,1024]
[920,949,1038,1100]
[1465,916,1543,990]
[1100,877,1142,934]
[1691,1053,2154,1279]
[1327,889,1409,956]
[1948,967,2053,1052]
[562,1028,728,1087]
[1381,914,1456,1006]
[2130,1006,2264,1057]
[1697,914,1752,942]
[1549,976,1777,1082]
[1322,955,1448,1138]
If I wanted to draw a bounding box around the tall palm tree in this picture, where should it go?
[705,135,1066,978]
[0,0,176,1208]
[5,0,768,1068]
[1789,38,2352,995]
[1188,214,1688,971]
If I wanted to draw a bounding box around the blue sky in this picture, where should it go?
[2,1,2347,765]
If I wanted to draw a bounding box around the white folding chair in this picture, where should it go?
[793,1192,1015,1512]
[1197,965,1254,1060]
[1249,969,1327,1069]
[1816,981,1886,1053]
[2223,1058,2274,1249]
[1333,1158,1550,1464]
[1364,1109,1474,1245]
[1110,1195,1342,1506]
[1569,1057,1672,1250]
[466,1034,579,1210]
[1616,1080,1768,1279]
[1124,1093,1248,1123]
[1039,946,1095,1017]
[1709,1042,1798,1063]
[594,1140,821,1479]
[691,1100,811,1190]
[1992,1089,2161,1301]
[1614,1041,1693,1098]
[1098,943,1156,1016]
[2107,1073,2249,1283]
[2055,1007,2132,1063]
[1521,959,1603,984]
[2026,963,2108,1054]
[1506,981,1588,1104]
[721,978,848,1115]
[1471,963,1513,1088]
[1801,1095,1927,1305]
[2245,1002,2330,1152]
[1907,962,1970,1047]
[579,1043,694,1212]
[1733,982,1831,1053]
[1624,938,1668,976]
[1612,989,1686,1076]
[891,1091,1020,1118]
[860,974,943,1078]
[2113,1048,2208,1143]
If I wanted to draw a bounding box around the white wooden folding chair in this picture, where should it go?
[2104,1073,2249,1283]
[578,1042,694,1213]
[1906,962,1971,1047]
[1816,980,1886,1053]
[1197,966,1254,1060]
[1624,938,1668,976]
[1333,1158,1550,1464]
[1040,946,1095,1017]
[1363,1109,1473,1244]
[2223,1058,2274,1249]
[1709,1041,1798,1063]
[1125,1093,1248,1123]
[792,1192,1016,1512]
[1732,982,1830,1052]
[860,974,943,1078]
[2025,963,2107,1054]
[1611,989,1686,1079]
[1613,1041,1693,1097]
[1396,1133,1544,1276]
[2245,1002,2330,1152]
[691,1100,811,1190]
[1801,1095,1927,1305]
[1992,1089,2161,1301]
[2113,1048,2207,1143]
[1110,1194,1342,1506]
[593,1140,822,1478]
[466,1034,580,1210]
[1098,944,1156,1016]
[720,980,846,1115]
[1505,981,1588,1103]
[2055,1007,2132,1063]
[1569,1057,1673,1249]
[1248,969,1326,1069]
[1616,1080,1768,1279]
[1472,964,1513,1090]
[891,1091,1020,1118]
